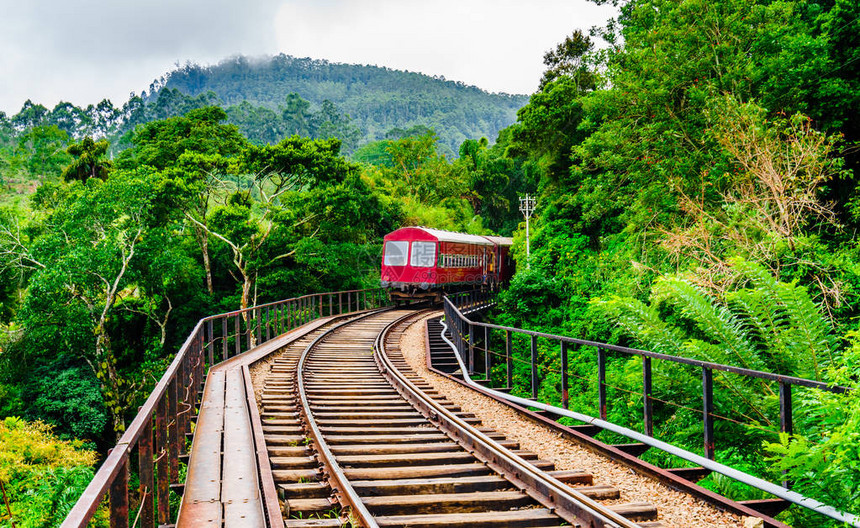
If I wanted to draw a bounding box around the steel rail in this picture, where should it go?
[438,317,860,527]
[295,309,392,528]
[373,311,644,528]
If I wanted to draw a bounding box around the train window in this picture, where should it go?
[383,241,409,266]
[411,241,436,268]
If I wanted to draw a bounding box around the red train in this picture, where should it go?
[380,227,514,300]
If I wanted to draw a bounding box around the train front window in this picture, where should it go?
[410,241,436,268]
[383,241,409,266]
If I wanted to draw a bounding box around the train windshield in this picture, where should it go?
[410,241,436,268]
[383,241,409,266]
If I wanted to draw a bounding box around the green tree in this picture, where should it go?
[115,106,245,171]
[48,102,91,139]
[193,136,355,313]
[19,170,170,437]
[11,100,48,131]
[62,137,112,182]
[538,30,596,91]
[15,126,71,179]
[309,100,362,153]
[281,93,313,137]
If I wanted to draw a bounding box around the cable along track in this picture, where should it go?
[258,309,663,527]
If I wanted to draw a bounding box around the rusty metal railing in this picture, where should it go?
[444,290,850,458]
[442,291,858,525]
[61,287,389,528]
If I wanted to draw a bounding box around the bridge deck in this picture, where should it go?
[175,316,337,528]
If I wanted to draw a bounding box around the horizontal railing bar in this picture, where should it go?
[199,288,379,321]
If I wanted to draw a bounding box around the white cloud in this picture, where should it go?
[273,0,615,94]
[0,0,280,113]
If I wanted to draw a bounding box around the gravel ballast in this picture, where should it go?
[398,312,755,528]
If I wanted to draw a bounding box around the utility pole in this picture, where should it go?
[519,194,536,269]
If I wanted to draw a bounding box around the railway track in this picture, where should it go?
[256,308,664,527]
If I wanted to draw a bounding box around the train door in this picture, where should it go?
[482,248,489,285]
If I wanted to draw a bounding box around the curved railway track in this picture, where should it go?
[257,308,664,527]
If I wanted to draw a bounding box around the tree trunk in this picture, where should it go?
[193,224,214,294]
[94,327,126,441]
[201,233,213,294]
[241,271,255,346]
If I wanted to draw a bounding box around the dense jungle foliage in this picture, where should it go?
[484,0,860,524]
[0,0,859,524]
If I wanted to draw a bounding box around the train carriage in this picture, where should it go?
[380,227,513,300]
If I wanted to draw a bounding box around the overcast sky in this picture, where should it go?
[0,0,616,115]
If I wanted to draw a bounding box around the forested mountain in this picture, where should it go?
[151,55,528,154]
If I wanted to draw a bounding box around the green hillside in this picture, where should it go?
[152,54,528,154]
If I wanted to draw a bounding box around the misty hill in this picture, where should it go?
[151,54,529,155]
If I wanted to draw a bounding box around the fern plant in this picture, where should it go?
[726,257,836,380]
[592,257,838,429]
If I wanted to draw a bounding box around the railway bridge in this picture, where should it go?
[60,288,857,528]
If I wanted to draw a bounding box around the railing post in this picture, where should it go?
[643,357,653,436]
[338,292,343,314]
[329,293,334,316]
[246,313,252,351]
[139,416,155,528]
[302,297,307,324]
[265,306,271,341]
[156,396,169,524]
[530,335,538,400]
[598,348,607,420]
[779,381,793,488]
[205,319,213,369]
[505,330,513,390]
[320,295,324,317]
[177,359,187,457]
[109,453,129,528]
[468,322,475,374]
[256,307,262,344]
[703,367,714,460]
[561,341,569,409]
[221,317,228,362]
[168,378,179,481]
[234,315,240,357]
[484,326,490,379]
[779,382,793,435]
